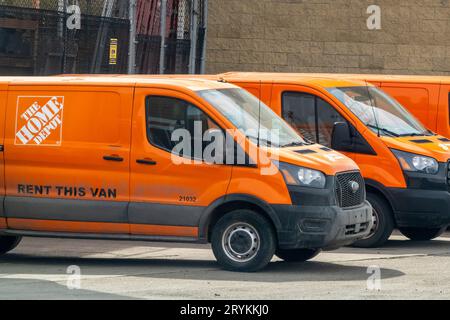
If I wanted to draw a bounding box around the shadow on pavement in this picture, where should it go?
[336,238,450,256]
[0,278,135,300]
[0,254,405,282]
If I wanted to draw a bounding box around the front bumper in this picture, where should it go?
[386,187,450,228]
[272,201,373,250]
[385,161,450,228]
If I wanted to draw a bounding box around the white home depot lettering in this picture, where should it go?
[15,96,64,146]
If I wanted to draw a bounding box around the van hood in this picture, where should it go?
[381,135,450,163]
[271,144,359,176]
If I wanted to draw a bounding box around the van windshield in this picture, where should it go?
[327,86,430,137]
[197,88,309,148]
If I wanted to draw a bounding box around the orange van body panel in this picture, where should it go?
[130,86,233,207]
[0,217,6,229]
[130,224,198,238]
[437,84,450,138]
[227,166,291,205]
[4,84,134,202]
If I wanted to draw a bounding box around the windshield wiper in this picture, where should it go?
[367,124,399,137]
[281,141,306,148]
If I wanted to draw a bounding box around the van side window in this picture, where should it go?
[146,96,221,158]
[282,92,346,147]
[283,92,317,142]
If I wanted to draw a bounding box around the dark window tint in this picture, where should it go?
[282,92,346,147]
[316,98,346,147]
[283,92,317,142]
[146,96,220,158]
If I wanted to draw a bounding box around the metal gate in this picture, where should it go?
[0,0,207,75]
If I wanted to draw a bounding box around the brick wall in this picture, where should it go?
[206,0,450,75]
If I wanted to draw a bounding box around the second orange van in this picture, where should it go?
[218,72,450,248]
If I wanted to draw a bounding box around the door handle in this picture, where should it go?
[136,158,157,165]
[103,155,124,162]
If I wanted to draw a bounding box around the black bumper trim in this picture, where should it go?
[385,187,450,228]
[272,201,373,250]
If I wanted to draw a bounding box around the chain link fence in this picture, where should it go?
[135,0,206,74]
[0,0,206,75]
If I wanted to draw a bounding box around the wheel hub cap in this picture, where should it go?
[222,223,260,263]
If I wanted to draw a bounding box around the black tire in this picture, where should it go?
[211,210,276,272]
[351,193,394,248]
[0,236,22,255]
[399,227,446,241]
[275,248,321,262]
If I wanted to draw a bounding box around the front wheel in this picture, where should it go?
[211,210,276,272]
[351,193,394,248]
[399,227,446,241]
[275,248,321,262]
[0,236,22,255]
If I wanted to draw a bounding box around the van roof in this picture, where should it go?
[0,76,235,91]
[59,73,373,88]
[359,74,450,85]
[274,73,450,85]
[218,72,373,88]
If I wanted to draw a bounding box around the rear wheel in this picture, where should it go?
[0,236,22,255]
[275,248,321,262]
[211,210,276,272]
[351,193,394,248]
[399,227,446,241]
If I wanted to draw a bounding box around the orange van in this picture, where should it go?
[217,72,450,247]
[0,76,372,271]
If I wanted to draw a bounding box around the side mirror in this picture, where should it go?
[331,122,353,151]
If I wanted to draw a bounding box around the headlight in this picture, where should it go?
[278,162,326,188]
[391,149,439,175]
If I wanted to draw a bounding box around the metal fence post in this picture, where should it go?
[58,0,67,74]
[159,0,167,74]
[200,0,208,74]
[128,0,137,74]
[189,0,198,74]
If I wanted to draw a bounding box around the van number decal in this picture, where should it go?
[15,96,64,146]
[179,195,197,203]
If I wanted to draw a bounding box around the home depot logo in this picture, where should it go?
[15,96,64,146]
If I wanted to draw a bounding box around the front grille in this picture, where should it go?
[335,171,365,208]
[345,222,370,236]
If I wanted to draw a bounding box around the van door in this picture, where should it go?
[129,88,232,239]
[380,83,438,132]
[0,84,7,229]
[272,84,358,159]
[4,85,133,234]
[437,84,450,138]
